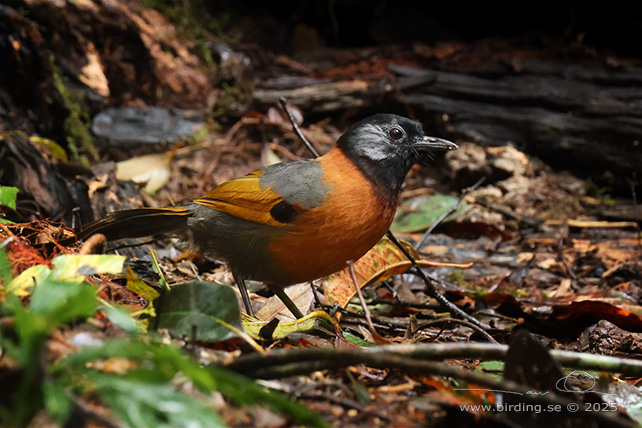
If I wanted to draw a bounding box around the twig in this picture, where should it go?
[279,97,320,157]
[557,237,581,292]
[77,233,106,255]
[386,231,489,329]
[348,262,390,344]
[338,315,407,336]
[414,177,485,250]
[415,318,499,344]
[337,305,491,342]
[225,342,642,379]
[0,222,16,239]
[474,198,543,229]
[268,142,301,161]
[368,296,441,310]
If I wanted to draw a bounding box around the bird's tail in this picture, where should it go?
[77,207,191,241]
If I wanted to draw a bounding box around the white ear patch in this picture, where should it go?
[358,123,394,161]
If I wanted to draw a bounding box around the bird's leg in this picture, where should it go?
[233,273,255,317]
[271,286,305,319]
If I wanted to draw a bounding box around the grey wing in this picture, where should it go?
[258,159,329,210]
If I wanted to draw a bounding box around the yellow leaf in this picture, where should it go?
[8,254,125,296]
[125,267,160,301]
[29,136,68,162]
[242,310,337,340]
[116,148,177,194]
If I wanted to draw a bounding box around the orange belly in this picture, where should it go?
[267,149,396,284]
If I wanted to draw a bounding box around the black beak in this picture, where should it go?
[417,135,458,151]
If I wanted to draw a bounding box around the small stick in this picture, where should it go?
[348,262,390,345]
[557,237,578,285]
[77,233,106,255]
[387,231,489,329]
[279,97,320,157]
[415,318,498,344]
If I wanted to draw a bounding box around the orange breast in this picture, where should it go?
[267,148,397,284]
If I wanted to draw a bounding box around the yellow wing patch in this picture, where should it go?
[193,170,288,227]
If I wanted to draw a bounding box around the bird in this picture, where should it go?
[78,114,457,318]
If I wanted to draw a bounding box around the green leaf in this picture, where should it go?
[156,281,241,342]
[476,360,505,380]
[3,277,100,427]
[88,373,226,428]
[342,331,375,347]
[391,194,468,233]
[0,186,19,209]
[206,365,328,427]
[11,280,98,345]
[242,311,336,340]
[476,360,505,371]
[0,186,19,223]
[150,249,169,291]
[54,339,327,427]
[43,379,72,424]
[100,304,139,334]
[29,281,98,325]
[0,247,12,286]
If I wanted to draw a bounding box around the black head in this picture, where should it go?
[336,114,457,201]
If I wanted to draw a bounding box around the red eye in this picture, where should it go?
[389,127,403,140]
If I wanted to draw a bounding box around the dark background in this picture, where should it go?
[212,0,641,56]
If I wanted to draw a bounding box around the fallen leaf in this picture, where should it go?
[242,310,337,340]
[255,283,314,321]
[155,281,242,342]
[9,254,125,296]
[392,195,468,233]
[116,147,178,194]
[323,238,472,310]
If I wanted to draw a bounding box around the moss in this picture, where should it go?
[50,56,98,163]
[210,83,246,119]
[447,270,467,287]
[140,0,234,45]
[585,179,616,207]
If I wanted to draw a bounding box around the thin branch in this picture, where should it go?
[225,342,642,379]
[279,97,320,157]
[415,318,499,344]
[386,231,489,329]
[348,262,390,344]
[474,197,543,229]
[557,237,581,292]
